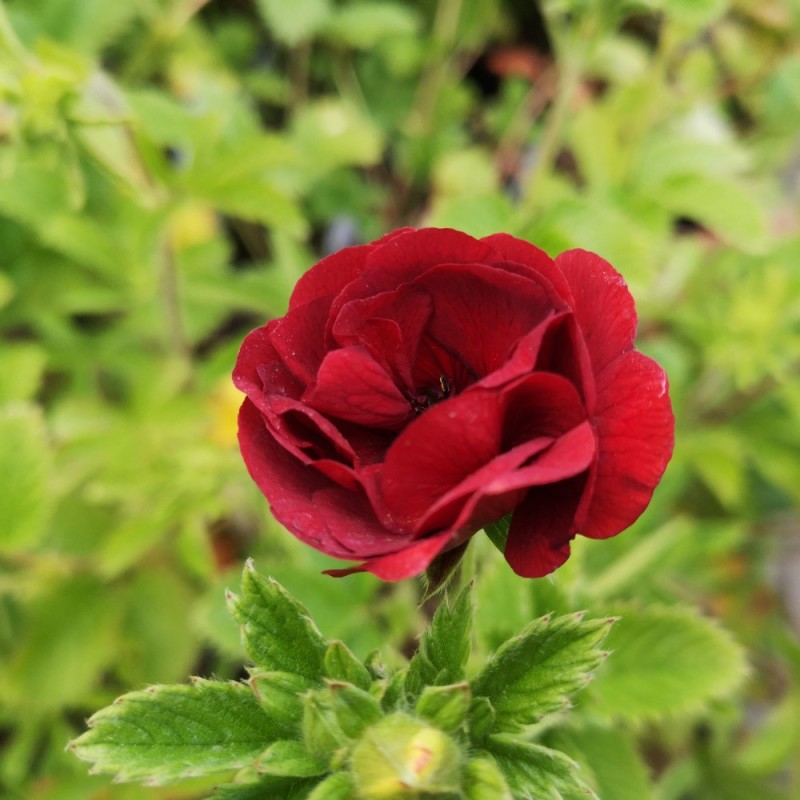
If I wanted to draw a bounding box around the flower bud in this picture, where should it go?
[350,713,461,799]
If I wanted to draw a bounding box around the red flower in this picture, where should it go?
[234,228,674,580]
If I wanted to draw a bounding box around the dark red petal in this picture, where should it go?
[326,228,496,329]
[381,372,588,530]
[381,388,505,528]
[270,295,331,385]
[415,436,553,535]
[263,395,357,467]
[233,321,304,404]
[288,243,372,311]
[503,476,587,577]
[332,287,434,389]
[481,233,574,305]
[477,311,567,391]
[325,532,453,580]
[303,347,411,429]
[423,421,595,538]
[412,262,564,377]
[238,399,403,559]
[555,249,637,375]
[580,351,674,539]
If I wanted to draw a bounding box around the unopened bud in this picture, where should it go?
[351,713,461,799]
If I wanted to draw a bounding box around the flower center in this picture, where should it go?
[409,375,453,414]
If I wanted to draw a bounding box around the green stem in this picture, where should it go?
[409,0,463,135]
[521,53,582,210]
[159,236,192,377]
[0,3,27,65]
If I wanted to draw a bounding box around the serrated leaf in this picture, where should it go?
[589,605,748,720]
[256,740,328,777]
[0,404,51,552]
[70,680,282,784]
[415,683,471,733]
[324,641,371,690]
[213,775,317,800]
[486,735,594,799]
[229,562,327,680]
[471,614,613,729]
[407,586,472,695]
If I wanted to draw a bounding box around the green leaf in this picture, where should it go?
[324,641,372,690]
[654,174,768,254]
[290,99,384,173]
[471,613,614,729]
[2,574,120,715]
[0,404,51,552]
[589,605,748,720]
[255,0,332,45]
[463,757,513,800]
[256,740,328,777]
[214,775,317,800]
[228,561,327,681]
[485,735,593,799]
[406,585,472,695]
[322,2,420,49]
[70,679,282,784]
[0,344,46,404]
[415,683,471,733]
[552,724,654,800]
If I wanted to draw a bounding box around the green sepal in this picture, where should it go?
[485,734,595,799]
[255,740,328,778]
[69,679,281,785]
[227,561,327,681]
[324,640,372,690]
[406,585,472,696]
[483,515,511,554]
[365,649,388,680]
[302,689,348,761]
[378,670,407,712]
[306,771,358,799]
[350,713,462,799]
[471,612,614,729]
[248,671,311,734]
[463,757,512,800]
[327,681,384,739]
[415,682,471,733]
[468,696,497,744]
[421,540,470,601]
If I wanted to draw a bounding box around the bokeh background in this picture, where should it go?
[1,0,800,797]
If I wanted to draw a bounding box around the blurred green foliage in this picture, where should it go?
[1,0,799,797]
